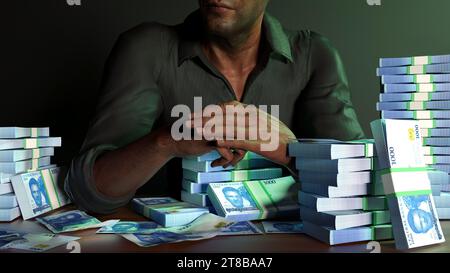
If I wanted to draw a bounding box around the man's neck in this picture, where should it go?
[202,16,264,74]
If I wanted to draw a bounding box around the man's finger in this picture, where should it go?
[229,149,247,166]
[211,147,234,167]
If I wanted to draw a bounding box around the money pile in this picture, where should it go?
[0,127,63,221]
[132,197,209,227]
[377,54,450,199]
[289,139,394,245]
[371,119,445,249]
[181,150,282,211]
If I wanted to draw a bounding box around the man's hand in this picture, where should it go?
[156,127,239,166]
[186,101,298,166]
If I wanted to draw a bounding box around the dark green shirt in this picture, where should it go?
[65,11,365,214]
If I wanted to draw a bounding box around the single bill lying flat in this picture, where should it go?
[122,213,234,247]
[262,221,303,234]
[36,210,119,233]
[96,221,161,234]
[0,229,79,252]
[122,231,217,247]
[217,221,263,236]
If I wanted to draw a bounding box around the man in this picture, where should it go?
[65,0,365,214]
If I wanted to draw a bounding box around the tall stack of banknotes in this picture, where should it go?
[0,127,68,222]
[289,139,394,245]
[376,54,450,219]
[371,119,445,249]
[181,150,300,221]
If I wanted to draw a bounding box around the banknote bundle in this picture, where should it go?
[289,139,394,245]
[377,54,450,190]
[207,176,300,221]
[0,127,63,222]
[181,150,282,211]
[371,119,445,249]
[132,197,209,227]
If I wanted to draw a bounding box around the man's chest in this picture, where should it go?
[156,59,308,125]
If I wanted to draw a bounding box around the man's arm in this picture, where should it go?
[64,23,168,214]
[292,31,365,140]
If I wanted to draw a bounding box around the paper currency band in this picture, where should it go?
[407,101,426,111]
[377,167,432,176]
[412,56,431,66]
[407,65,425,75]
[242,181,265,219]
[413,110,433,119]
[32,148,40,158]
[30,128,38,138]
[231,170,250,181]
[386,189,432,198]
[412,92,431,102]
[413,74,434,83]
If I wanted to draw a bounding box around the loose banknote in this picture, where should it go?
[262,221,303,234]
[36,210,119,233]
[0,229,79,252]
[97,221,161,234]
[217,221,263,236]
[121,213,233,247]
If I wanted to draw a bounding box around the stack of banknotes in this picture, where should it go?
[0,127,64,221]
[377,54,450,215]
[289,139,394,245]
[181,150,283,211]
[371,119,445,249]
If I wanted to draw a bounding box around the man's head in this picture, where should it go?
[222,187,244,208]
[29,178,42,206]
[198,0,269,38]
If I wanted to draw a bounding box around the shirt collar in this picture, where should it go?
[177,10,293,66]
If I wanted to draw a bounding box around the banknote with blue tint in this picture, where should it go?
[36,210,119,233]
[96,221,161,234]
[262,221,304,234]
[218,221,263,236]
[122,231,216,247]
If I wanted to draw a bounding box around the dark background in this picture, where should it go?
[2,0,450,165]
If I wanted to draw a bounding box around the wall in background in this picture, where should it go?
[2,0,450,164]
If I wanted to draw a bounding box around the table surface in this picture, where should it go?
[1,205,450,253]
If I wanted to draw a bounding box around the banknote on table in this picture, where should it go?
[371,119,445,249]
[0,229,79,252]
[217,221,263,236]
[122,231,217,247]
[36,210,119,233]
[121,213,233,247]
[262,221,303,234]
[207,176,300,221]
[96,221,161,234]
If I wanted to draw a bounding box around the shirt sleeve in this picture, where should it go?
[64,23,166,214]
[293,31,366,140]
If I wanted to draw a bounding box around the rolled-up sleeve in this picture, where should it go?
[293,31,365,140]
[65,23,166,214]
